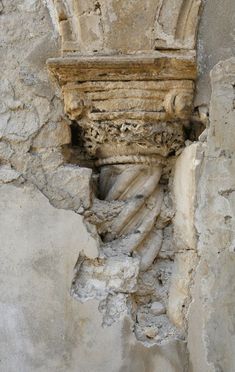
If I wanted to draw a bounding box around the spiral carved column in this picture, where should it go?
[98,161,164,271]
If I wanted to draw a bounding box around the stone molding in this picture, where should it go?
[48,55,195,159]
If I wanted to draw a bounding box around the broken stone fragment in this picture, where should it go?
[0,165,21,184]
[32,120,71,148]
[43,164,92,212]
[144,327,158,339]
[150,302,166,316]
[0,141,14,163]
[71,253,140,302]
[99,293,130,326]
[52,0,201,54]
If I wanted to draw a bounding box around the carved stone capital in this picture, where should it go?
[48,54,195,160]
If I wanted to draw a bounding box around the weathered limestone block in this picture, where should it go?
[32,120,71,148]
[168,143,203,330]
[0,79,39,142]
[188,58,235,372]
[51,0,201,53]
[174,142,203,251]
[168,250,198,329]
[43,164,93,212]
[0,141,14,163]
[71,254,140,301]
[208,58,235,155]
[195,0,235,107]
[0,165,21,184]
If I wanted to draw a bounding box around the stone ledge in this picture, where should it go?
[47,53,196,84]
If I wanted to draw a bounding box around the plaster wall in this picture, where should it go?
[0,185,186,372]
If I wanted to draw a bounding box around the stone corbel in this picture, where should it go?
[47,0,201,345]
[48,54,196,159]
[47,53,197,343]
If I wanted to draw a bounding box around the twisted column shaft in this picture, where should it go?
[98,162,163,271]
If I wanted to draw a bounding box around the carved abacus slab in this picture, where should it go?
[48,54,195,160]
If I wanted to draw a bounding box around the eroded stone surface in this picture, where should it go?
[42,164,92,212]
[174,143,203,252]
[51,0,201,53]
[71,254,140,302]
[188,58,235,372]
[32,120,71,148]
[0,164,21,184]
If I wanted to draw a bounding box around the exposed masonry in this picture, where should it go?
[0,0,205,348]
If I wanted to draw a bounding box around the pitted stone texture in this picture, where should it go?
[0,141,14,163]
[174,143,203,251]
[0,0,62,184]
[0,0,69,216]
[51,0,201,53]
[208,58,235,155]
[188,58,235,372]
[32,120,71,148]
[0,79,40,142]
[43,165,93,212]
[0,165,21,184]
[71,254,140,302]
[168,251,198,329]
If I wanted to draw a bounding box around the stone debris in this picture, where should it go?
[71,254,140,302]
[150,302,166,316]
